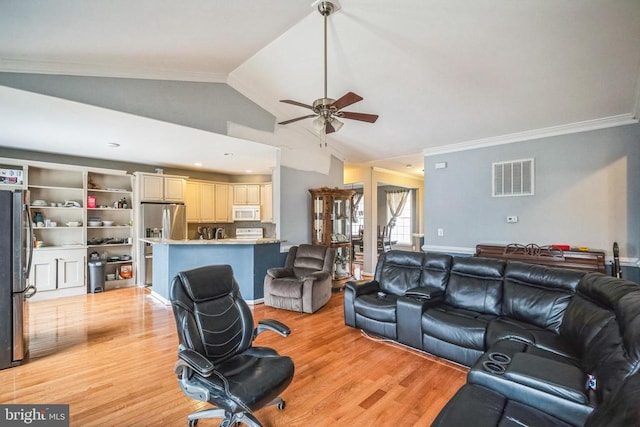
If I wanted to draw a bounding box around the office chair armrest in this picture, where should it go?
[177,348,215,377]
[256,319,291,337]
[266,267,294,279]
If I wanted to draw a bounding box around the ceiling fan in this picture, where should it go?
[278,0,379,135]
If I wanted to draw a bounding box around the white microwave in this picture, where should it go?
[232,205,261,221]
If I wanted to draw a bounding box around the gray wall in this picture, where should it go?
[0,72,275,134]
[424,123,640,261]
[280,155,344,247]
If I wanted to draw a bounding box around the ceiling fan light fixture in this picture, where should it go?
[329,117,344,132]
[312,116,325,131]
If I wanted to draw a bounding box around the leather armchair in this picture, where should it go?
[264,244,335,313]
[171,265,295,427]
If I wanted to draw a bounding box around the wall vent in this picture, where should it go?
[492,158,534,197]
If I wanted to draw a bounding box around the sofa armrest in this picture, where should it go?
[344,280,380,327]
[504,352,588,404]
[266,267,294,279]
[306,271,331,282]
[345,279,380,296]
[405,286,444,301]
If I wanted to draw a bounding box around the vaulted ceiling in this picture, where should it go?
[1,0,639,176]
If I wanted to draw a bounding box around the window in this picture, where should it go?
[351,193,364,236]
[389,192,412,244]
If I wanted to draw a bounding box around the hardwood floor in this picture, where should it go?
[0,287,467,426]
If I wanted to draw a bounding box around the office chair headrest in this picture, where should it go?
[177,265,237,302]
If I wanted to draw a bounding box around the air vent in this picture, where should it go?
[492,159,534,197]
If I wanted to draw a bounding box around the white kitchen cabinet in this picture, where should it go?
[29,249,86,300]
[233,184,260,205]
[260,183,273,223]
[137,172,187,203]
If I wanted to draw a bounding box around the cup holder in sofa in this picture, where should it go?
[488,352,511,364]
[482,361,506,375]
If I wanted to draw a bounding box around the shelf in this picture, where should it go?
[28,184,83,191]
[87,207,132,211]
[106,260,133,265]
[34,245,86,251]
[88,188,132,193]
[87,243,132,248]
[33,226,83,230]
[87,226,132,229]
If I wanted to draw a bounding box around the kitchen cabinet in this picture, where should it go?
[260,183,273,223]
[233,184,260,205]
[29,248,86,300]
[185,180,219,223]
[214,183,230,222]
[137,172,187,203]
[309,187,355,282]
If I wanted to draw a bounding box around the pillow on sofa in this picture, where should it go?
[445,257,506,315]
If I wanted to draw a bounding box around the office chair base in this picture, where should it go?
[186,397,286,427]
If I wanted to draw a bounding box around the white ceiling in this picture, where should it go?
[1,0,639,177]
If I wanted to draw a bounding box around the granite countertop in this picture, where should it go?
[139,237,282,245]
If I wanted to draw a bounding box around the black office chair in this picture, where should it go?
[170,265,295,427]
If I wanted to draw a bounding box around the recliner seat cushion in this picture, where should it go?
[422,305,495,349]
[266,277,303,298]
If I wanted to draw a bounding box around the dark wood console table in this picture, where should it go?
[475,243,606,273]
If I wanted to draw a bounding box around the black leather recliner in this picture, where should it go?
[171,265,295,427]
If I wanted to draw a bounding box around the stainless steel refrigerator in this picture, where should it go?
[139,202,186,287]
[0,189,35,369]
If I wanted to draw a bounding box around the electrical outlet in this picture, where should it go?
[506,216,518,223]
[437,228,444,237]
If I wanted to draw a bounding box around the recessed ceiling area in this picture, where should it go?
[1,1,639,176]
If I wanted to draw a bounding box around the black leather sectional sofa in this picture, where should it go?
[344,250,640,426]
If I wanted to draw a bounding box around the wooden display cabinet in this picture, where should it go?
[309,187,355,282]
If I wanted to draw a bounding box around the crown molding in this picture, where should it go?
[0,57,227,83]
[423,114,639,157]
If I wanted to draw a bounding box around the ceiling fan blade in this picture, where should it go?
[325,121,336,134]
[332,92,363,110]
[278,114,317,125]
[280,99,314,110]
[340,111,379,123]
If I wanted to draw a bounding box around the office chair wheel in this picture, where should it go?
[277,400,286,410]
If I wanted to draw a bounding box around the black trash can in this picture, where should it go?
[87,260,106,293]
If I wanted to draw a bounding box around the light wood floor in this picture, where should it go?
[0,287,467,426]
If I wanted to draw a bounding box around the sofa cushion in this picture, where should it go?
[502,262,582,332]
[375,251,424,296]
[486,317,579,362]
[422,305,495,350]
[354,293,398,323]
[432,383,575,427]
[560,273,640,401]
[445,257,506,315]
[418,252,453,291]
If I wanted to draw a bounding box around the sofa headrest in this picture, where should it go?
[505,261,584,292]
[578,273,640,309]
[451,256,506,278]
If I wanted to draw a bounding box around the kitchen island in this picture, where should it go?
[141,238,283,303]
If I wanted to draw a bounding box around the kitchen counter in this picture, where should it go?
[140,237,281,245]
[143,238,284,303]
